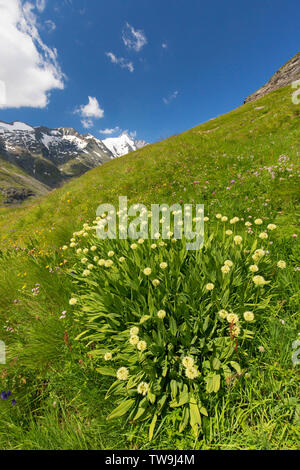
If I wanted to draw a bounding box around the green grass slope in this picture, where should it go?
[0,84,299,450]
[0,84,299,249]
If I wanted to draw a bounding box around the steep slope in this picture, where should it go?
[0,83,299,247]
[244,51,300,103]
[0,156,49,204]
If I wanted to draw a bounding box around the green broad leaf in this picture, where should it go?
[107,399,135,420]
[179,406,189,433]
[126,371,144,389]
[203,315,210,332]
[169,389,189,408]
[250,239,258,253]
[133,398,148,421]
[205,374,221,393]
[222,288,230,304]
[189,395,202,436]
[147,292,155,315]
[170,380,178,399]
[230,361,242,375]
[105,380,123,399]
[96,366,116,377]
[157,394,167,414]
[147,390,156,404]
[212,357,221,370]
[222,364,232,379]
[74,330,89,341]
[199,405,208,416]
[149,414,158,441]
[169,317,177,336]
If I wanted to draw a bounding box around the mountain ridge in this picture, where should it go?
[244,51,300,103]
[0,120,147,203]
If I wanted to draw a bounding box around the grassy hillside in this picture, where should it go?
[0,85,299,450]
[0,84,299,249]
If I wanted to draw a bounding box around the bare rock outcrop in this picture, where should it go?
[244,52,300,103]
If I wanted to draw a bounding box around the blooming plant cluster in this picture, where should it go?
[66,210,289,439]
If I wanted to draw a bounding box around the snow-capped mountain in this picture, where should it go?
[0,120,147,202]
[103,132,147,158]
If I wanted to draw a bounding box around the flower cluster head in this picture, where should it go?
[243,311,254,322]
[104,352,112,361]
[137,382,149,396]
[277,260,286,269]
[105,259,114,268]
[230,217,240,224]
[182,356,194,368]
[267,224,277,231]
[205,283,214,291]
[185,367,199,379]
[116,367,129,381]
[254,218,263,225]
[231,324,241,337]
[252,249,265,263]
[221,265,230,274]
[259,232,268,240]
[234,235,243,245]
[137,340,147,352]
[160,262,168,270]
[152,279,160,287]
[249,264,259,272]
[253,275,267,286]
[130,327,139,336]
[129,335,139,345]
[143,267,152,276]
[227,313,239,324]
[182,356,199,380]
[157,309,166,319]
[69,298,77,305]
[218,309,228,319]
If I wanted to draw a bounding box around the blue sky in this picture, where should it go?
[0,0,300,143]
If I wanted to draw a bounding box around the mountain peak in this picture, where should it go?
[244,51,300,103]
[102,132,147,158]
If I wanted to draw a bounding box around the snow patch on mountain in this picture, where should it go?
[103,132,147,157]
[0,121,34,132]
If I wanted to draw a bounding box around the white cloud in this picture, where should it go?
[0,0,64,109]
[122,23,147,52]
[162,42,167,49]
[105,52,134,72]
[76,96,104,119]
[163,91,179,105]
[99,127,121,135]
[45,19,56,32]
[76,97,104,129]
[81,119,94,129]
[36,0,46,12]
